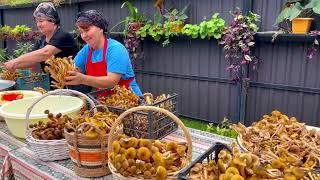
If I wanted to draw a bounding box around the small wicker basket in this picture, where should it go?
[64,105,112,177]
[25,89,96,161]
[107,105,193,180]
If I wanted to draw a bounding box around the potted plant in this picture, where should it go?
[162,5,189,46]
[137,13,164,42]
[114,1,146,61]
[163,6,188,33]
[275,0,320,34]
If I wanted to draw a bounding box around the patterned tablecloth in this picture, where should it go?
[0,121,234,179]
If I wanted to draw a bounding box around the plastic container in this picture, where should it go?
[88,89,179,139]
[0,79,15,91]
[15,74,50,91]
[0,90,42,106]
[0,95,84,138]
[177,142,231,180]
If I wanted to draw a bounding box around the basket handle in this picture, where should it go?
[107,106,193,161]
[73,122,107,169]
[87,104,109,117]
[25,89,96,138]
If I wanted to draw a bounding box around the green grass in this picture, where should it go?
[180,117,209,131]
[180,116,237,139]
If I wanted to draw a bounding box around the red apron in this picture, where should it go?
[86,37,134,96]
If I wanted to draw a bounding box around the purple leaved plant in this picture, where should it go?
[307,30,320,60]
[123,22,144,63]
[220,8,260,83]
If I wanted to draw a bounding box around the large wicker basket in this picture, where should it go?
[25,89,96,161]
[107,105,193,180]
[64,105,112,177]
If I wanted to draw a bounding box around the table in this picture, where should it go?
[0,122,26,180]
[0,121,234,179]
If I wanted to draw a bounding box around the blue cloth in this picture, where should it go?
[74,38,142,96]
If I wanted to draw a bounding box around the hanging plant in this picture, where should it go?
[162,5,188,46]
[120,1,146,62]
[307,30,320,59]
[220,9,259,82]
[219,8,260,82]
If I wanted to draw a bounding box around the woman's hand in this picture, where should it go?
[65,71,86,85]
[4,59,18,71]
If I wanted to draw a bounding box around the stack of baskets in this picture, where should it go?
[25,89,96,161]
[64,105,113,177]
[107,106,193,180]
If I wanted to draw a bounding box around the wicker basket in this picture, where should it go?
[64,105,112,177]
[25,89,96,161]
[107,106,193,180]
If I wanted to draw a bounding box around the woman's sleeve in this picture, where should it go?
[107,44,129,75]
[74,45,88,73]
[32,39,41,51]
[48,31,76,52]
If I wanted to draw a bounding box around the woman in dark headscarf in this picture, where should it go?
[65,10,142,96]
[4,2,78,77]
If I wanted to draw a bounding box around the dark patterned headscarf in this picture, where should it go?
[33,2,60,24]
[76,10,108,33]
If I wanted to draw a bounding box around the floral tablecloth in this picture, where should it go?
[0,122,26,180]
[0,121,234,179]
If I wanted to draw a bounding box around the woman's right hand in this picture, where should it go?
[4,59,18,72]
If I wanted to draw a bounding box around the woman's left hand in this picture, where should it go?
[65,71,85,85]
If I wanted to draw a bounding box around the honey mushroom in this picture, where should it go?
[44,56,77,89]
[233,110,320,169]
[110,134,188,179]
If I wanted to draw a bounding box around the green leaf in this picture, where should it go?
[275,6,292,24]
[211,13,219,19]
[305,0,320,9]
[121,1,136,18]
[179,14,188,21]
[289,2,303,20]
[313,5,320,14]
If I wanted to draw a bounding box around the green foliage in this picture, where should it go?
[163,5,189,22]
[0,25,13,33]
[121,1,146,24]
[137,22,164,41]
[0,0,63,6]
[206,117,238,139]
[11,42,33,59]
[162,21,183,46]
[181,24,200,39]
[275,0,320,24]
[11,25,31,35]
[0,48,8,63]
[182,13,225,40]
[199,13,225,39]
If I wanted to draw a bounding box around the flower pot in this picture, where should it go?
[291,18,313,34]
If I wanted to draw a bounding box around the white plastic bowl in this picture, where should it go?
[0,95,84,138]
[0,90,43,106]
